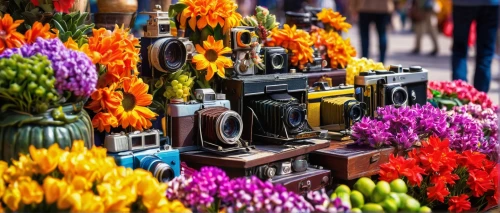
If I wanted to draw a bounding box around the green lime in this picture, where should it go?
[390,179,408,193]
[350,208,362,213]
[403,197,421,212]
[350,190,365,208]
[388,192,401,208]
[371,181,391,203]
[398,193,410,207]
[354,177,376,198]
[335,184,351,194]
[330,192,337,200]
[361,203,384,212]
[380,198,398,213]
[419,206,432,213]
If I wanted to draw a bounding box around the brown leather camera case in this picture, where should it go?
[169,115,196,148]
[271,168,331,195]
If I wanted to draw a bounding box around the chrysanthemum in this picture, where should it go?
[0,14,25,53]
[176,0,242,32]
[24,22,56,44]
[316,8,352,32]
[192,35,232,80]
[324,31,357,68]
[92,112,119,133]
[86,83,123,113]
[267,24,314,70]
[114,76,157,131]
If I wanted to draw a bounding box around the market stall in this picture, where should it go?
[0,0,497,212]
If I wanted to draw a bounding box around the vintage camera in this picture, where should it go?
[139,6,195,77]
[106,130,181,182]
[231,26,258,51]
[285,11,312,32]
[308,82,365,133]
[166,88,252,153]
[222,74,321,144]
[233,50,257,76]
[304,56,327,72]
[354,65,428,117]
[304,6,323,27]
[258,47,288,74]
[248,155,309,180]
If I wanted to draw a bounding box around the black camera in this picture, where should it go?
[222,74,321,144]
[249,155,308,180]
[354,65,428,117]
[285,11,312,32]
[259,47,288,74]
[139,8,194,77]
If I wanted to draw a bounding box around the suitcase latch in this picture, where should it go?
[370,153,380,163]
[300,180,312,191]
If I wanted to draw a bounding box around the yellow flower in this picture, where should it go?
[192,35,233,80]
[17,177,44,205]
[29,143,62,175]
[79,191,105,212]
[57,188,81,211]
[43,177,68,204]
[57,151,71,175]
[64,37,80,50]
[65,175,93,192]
[97,183,134,212]
[70,140,87,153]
[2,184,20,211]
[316,8,351,32]
[3,154,36,183]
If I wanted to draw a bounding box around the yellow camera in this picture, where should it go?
[307,82,366,133]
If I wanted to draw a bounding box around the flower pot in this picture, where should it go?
[0,102,93,163]
[97,0,138,13]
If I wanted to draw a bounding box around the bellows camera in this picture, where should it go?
[354,65,428,117]
[166,88,252,153]
[307,82,365,133]
[105,130,181,182]
[222,74,321,144]
[140,6,195,77]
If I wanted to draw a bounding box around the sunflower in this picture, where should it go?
[0,14,25,53]
[267,24,314,70]
[114,76,157,131]
[192,35,232,80]
[316,8,351,32]
[24,22,57,44]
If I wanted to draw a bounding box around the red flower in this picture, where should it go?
[379,155,425,186]
[448,194,471,213]
[430,168,459,186]
[399,158,425,187]
[468,169,494,197]
[53,0,75,13]
[427,182,450,203]
[379,155,405,182]
[458,150,486,169]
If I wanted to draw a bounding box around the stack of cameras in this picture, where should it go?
[104,129,181,183]
[230,26,289,76]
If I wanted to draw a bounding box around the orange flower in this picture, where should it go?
[64,37,80,51]
[86,83,123,113]
[176,0,242,32]
[192,35,233,80]
[114,76,157,131]
[324,31,357,69]
[0,14,25,53]
[24,21,56,44]
[92,112,119,132]
[268,24,313,70]
[316,8,352,32]
[448,194,471,213]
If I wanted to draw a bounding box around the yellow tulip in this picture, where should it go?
[65,175,92,192]
[78,192,104,212]
[2,185,21,211]
[0,161,8,175]
[57,189,81,211]
[29,143,62,175]
[70,140,87,153]
[18,177,44,205]
[43,177,68,204]
[57,152,71,175]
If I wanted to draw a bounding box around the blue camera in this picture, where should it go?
[105,130,181,182]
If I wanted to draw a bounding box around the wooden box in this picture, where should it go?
[303,70,346,87]
[308,141,394,180]
[272,168,331,195]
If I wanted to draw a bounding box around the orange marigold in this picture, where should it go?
[176,0,242,33]
[323,31,356,69]
[24,22,57,44]
[0,14,25,53]
[267,24,314,70]
[86,82,123,113]
[316,8,351,32]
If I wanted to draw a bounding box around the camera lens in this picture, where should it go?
[223,116,240,138]
[286,106,305,128]
[271,54,284,69]
[150,38,187,72]
[215,111,243,144]
[236,31,252,47]
[391,87,408,106]
[140,156,175,182]
[349,104,363,122]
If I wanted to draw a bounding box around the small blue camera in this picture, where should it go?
[105,129,181,182]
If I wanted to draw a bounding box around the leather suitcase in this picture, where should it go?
[308,141,394,180]
[272,168,331,195]
[303,70,346,88]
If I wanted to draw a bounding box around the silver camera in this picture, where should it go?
[230,26,258,51]
[233,51,257,76]
[105,129,161,153]
[275,161,293,175]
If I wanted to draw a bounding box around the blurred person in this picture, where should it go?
[452,0,499,93]
[410,0,440,55]
[349,0,395,63]
[395,0,409,32]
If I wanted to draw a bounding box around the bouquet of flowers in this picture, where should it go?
[428,80,497,111]
[345,57,385,85]
[0,141,190,212]
[267,24,314,71]
[379,136,498,212]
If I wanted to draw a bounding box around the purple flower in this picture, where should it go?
[305,189,350,212]
[351,117,392,148]
[0,38,97,98]
[414,103,449,138]
[447,113,484,152]
[220,176,313,212]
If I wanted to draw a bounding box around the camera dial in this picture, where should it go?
[391,87,409,107]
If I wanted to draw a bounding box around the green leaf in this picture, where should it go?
[62,31,72,42]
[53,12,63,21]
[214,24,222,40]
[51,19,66,34]
[72,29,82,40]
[168,3,187,17]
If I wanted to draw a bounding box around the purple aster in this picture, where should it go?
[414,103,449,138]
[305,189,350,212]
[0,38,97,99]
[447,113,484,152]
[351,117,392,148]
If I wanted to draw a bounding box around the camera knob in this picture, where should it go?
[266,167,277,178]
[411,90,417,101]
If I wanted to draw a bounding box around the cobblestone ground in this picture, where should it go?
[345,25,500,105]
